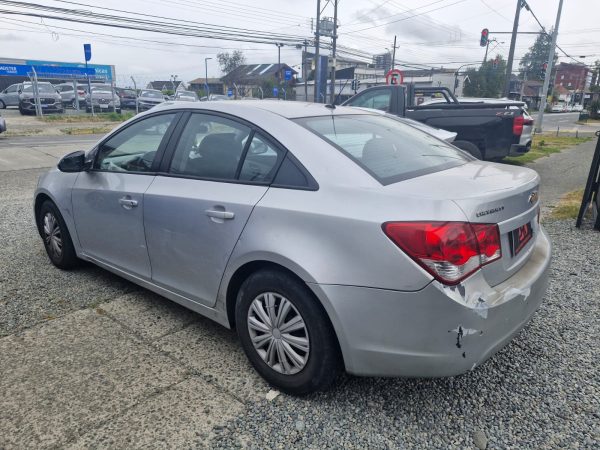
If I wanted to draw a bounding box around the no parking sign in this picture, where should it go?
[385,69,404,85]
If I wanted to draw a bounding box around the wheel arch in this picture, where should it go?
[34,192,54,237]
[223,258,347,367]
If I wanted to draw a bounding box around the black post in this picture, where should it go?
[329,0,338,104]
[314,0,321,103]
[392,35,397,70]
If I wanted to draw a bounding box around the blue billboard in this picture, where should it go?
[0,59,113,81]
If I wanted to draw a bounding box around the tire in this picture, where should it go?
[19,107,26,115]
[0,100,5,109]
[86,107,91,113]
[38,200,80,270]
[235,269,342,395]
[453,140,483,160]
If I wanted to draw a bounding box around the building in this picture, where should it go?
[146,80,187,92]
[520,80,545,109]
[0,57,115,91]
[188,77,225,95]
[554,62,589,92]
[372,53,392,73]
[221,63,297,98]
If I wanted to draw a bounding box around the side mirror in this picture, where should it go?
[58,150,89,172]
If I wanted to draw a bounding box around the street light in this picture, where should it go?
[204,57,212,100]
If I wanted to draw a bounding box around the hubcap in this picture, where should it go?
[247,292,310,375]
[43,212,62,259]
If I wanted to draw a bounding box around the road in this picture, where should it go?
[531,111,598,134]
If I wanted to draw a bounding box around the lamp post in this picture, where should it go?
[275,43,284,99]
[204,57,212,99]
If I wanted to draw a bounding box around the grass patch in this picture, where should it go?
[42,112,134,123]
[549,189,584,220]
[61,126,114,135]
[576,119,600,125]
[504,135,592,165]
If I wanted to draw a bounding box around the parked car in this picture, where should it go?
[565,104,573,112]
[572,104,584,112]
[35,101,551,394]
[137,89,165,111]
[0,83,21,108]
[86,85,121,113]
[174,91,199,102]
[551,104,565,113]
[343,85,530,160]
[114,87,138,109]
[55,83,87,109]
[19,83,63,115]
[0,112,6,134]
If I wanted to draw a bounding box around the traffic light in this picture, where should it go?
[351,78,360,92]
[480,28,489,47]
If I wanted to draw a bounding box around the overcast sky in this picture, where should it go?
[0,0,597,86]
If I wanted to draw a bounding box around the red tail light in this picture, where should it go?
[77,90,85,95]
[382,221,501,285]
[513,115,524,136]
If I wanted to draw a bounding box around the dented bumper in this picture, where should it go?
[311,226,551,377]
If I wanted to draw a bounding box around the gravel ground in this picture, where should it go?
[1,167,598,449]
[208,218,600,450]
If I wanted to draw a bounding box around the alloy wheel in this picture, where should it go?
[247,292,310,375]
[43,212,62,259]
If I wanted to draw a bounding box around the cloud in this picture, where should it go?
[0,33,29,42]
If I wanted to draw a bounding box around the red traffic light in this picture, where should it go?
[480,28,489,47]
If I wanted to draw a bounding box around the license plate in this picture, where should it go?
[41,104,48,108]
[510,222,533,256]
[100,104,109,109]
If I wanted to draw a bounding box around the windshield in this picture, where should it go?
[176,91,198,100]
[295,114,470,185]
[22,84,57,94]
[91,85,112,93]
[141,90,164,99]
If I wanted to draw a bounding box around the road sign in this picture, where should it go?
[385,69,404,85]
[273,87,279,97]
[284,69,292,81]
[227,89,233,97]
[83,44,92,62]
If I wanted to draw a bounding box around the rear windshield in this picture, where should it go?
[294,114,470,185]
[141,90,163,98]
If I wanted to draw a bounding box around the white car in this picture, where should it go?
[573,104,584,112]
[551,104,565,113]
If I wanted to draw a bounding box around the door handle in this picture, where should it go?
[119,197,138,209]
[205,209,235,220]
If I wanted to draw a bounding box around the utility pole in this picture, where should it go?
[329,0,338,104]
[204,57,212,99]
[536,0,564,133]
[314,0,321,103]
[392,35,397,70]
[276,43,283,99]
[303,40,308,101]
[503,0,523,97]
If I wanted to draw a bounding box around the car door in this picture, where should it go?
[3,84,20,106]
[144,112,284,307]
[72,112,179,279]
[344,87,393,112]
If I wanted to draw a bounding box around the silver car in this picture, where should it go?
[86,84,121,113]
[34,101,551,394]
[0,83,21,108]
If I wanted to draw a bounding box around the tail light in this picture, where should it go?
[523,117,534,126]
[382,221,501,285]
[77,90,85,95]
[513,115,524,136]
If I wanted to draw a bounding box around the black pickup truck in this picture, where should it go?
[342,84,530,160]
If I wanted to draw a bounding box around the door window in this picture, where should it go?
[95,113,176,172]
[346,89,391,111]
[169,113,251,180]
[5,85,18,94]
[239,134,281,182]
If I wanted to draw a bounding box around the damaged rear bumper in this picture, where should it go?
[310,226,551,377]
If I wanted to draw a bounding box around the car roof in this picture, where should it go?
[153,99,375,119]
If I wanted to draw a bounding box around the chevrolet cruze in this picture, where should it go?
[34,101,551,394]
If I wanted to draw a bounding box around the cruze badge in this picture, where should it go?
[528,191,538,204]
[476,206,504,217]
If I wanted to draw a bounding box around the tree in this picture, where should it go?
[519,31,558,80]
[217,50,246,76]
[590,60,600,93]
[462,55,507,98]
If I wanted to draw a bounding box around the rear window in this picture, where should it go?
[294,114,470,185]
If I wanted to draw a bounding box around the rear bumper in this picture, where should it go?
[310,226,551,377]
[510,142,532,156]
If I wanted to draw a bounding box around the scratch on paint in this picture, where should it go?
[450,325,479,349]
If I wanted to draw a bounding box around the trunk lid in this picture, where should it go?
[388,161,540,286]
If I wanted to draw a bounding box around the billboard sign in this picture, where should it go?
[0,64,96,79]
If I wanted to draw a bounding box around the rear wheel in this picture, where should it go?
[0,100,5,109]
[235,270,342,395]
[453,140,483,160]
[38,200,80,270]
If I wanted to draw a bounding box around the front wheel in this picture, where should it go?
[453,140,483,160]
[0,100,5,109]
[236,270,342,395]
[38,200,80,270]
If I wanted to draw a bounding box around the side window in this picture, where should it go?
[95,113,176,172]
[346,89,391,112]
[239,134,282,182]
[5,85,17,93]
[169,113,250,180]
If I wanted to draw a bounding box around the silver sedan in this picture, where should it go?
[34,101,551,394]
